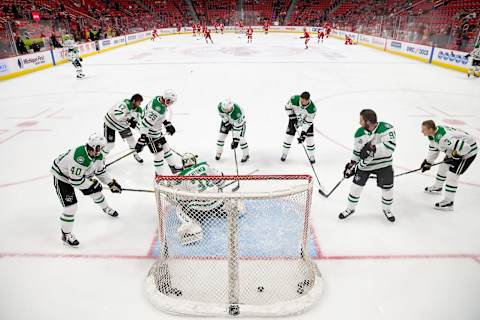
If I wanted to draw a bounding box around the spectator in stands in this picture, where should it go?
[12,4,19,18]
[15,36,28,55]
[50,34,62,48]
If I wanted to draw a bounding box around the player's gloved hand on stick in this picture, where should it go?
[360,142,376,159]
[108,179,122,193]
[127,117,137,129]
[164,121,176,135]
[420,159,432,172]
[297,131,307,144]
[85,179,102,194]
[451,150,461,161]
[343,161,357,178]
[444,156,456,164]
[231,138,239,149]
[135,134,147,153]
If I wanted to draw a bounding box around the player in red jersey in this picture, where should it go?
[325,23,332,38]
[151,29,158,41]
[263,21,269,34]
[220,23,224,34]
[192,23,196,36]
[204,28,213,44]
[177,23,181,33]
[214,22,218,33]
[239,20,244,34]
[300,28,310,49]
[345,34,354,45]
[247,26,253,43]
[317,29,325,44]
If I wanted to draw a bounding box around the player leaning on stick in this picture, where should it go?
[50,133,122,247]
[465,43,480,78]
[420,120,477,211]
[340,109,396,222]
[103,94,144,163]
[281,91,316,163]
[216,99,250,162]
[136,90,181,176]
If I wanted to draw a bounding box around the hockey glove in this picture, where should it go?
[164,121,176,135]
[135,134,147,153]
[127,117,137,129]
[343,161,357,178]
[79,57,83,62]
[444,156,456,165]
[288,114,297,121]
[297,131,307,144]
[360,142,376,159]
[108,179,122,193]
[231,138,239,149]
[81,179,102,195]
[420,159,432,172]
[451,150,461,161]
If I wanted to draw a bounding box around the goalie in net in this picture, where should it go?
[148,163,322,317]
[167,153,245,246]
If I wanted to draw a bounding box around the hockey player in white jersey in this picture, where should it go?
[135,90,181,175]
[340,109,396,222]
[65,40,85,79]
[103,94,144,163]
[420,120,477,211]
[281,91,316,163]
[50,133,122,247]
[465,43,480,78]
[172,153,244,245]
[216,99,249,162]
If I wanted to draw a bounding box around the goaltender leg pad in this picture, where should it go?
[54,177,77,207]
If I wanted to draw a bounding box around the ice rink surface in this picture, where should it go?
[0,32,479,320]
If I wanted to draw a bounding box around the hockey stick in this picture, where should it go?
[299,142,327,196]
[122,188,155,193]
[232,149,240,192]
[368,160,447,179]
[321,177,345,198]
[105,150,135,168]
[220,168,260,191]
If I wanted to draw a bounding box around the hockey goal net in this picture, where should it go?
[146,174,322,317]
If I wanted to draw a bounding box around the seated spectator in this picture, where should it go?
[15,36,28,54]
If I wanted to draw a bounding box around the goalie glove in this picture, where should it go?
[231,138,239,149]
[108,179,122,193]
[343,161,357,179]
[360,142,376,159]
[135,134,147,153]
[420,159,432,172]
[164,121,176,135]
[127,117,137,129]
[297,131,307,144]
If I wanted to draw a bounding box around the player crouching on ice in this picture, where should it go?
[281,91,316,164]
[420,120,477,211]
[51,133,122,247]
[465,43,480,78]
[172,153,245,245]
[64,40,85,79]
[216,99,250,163]
[340,109,396,222]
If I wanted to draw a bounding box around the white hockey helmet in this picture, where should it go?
[87,133,106,156]
[182,153,197,169]
[163,89,177,106]
[220,99,234,113]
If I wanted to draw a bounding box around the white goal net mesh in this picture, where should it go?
[146,175,322,317]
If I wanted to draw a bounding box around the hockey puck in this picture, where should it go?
[257,286,264,292]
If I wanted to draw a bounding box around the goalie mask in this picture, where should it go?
[182,153,197,169]
[220,99,234,113]
[86,133,106,157]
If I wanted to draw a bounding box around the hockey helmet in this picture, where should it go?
[87,133,106,156]
[220,99,234,113]
[64,39,75,49]
[163,89,177,105]
[182,153,197,169]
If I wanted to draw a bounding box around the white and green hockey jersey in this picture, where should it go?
[51,145,113,189]
[139,96,168,138]
[351,121,396,171]
[426,125,477,163]
[218,102,245,139]
[176,162,224,212]
[285,95,316,132]
[66,48,80,62]
[104,99,142,131]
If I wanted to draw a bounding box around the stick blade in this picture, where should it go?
[318,188,328,197]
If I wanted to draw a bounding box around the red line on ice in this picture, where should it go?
[315,128,480,188]
[146,229,158,258]
[8,108,52,119]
